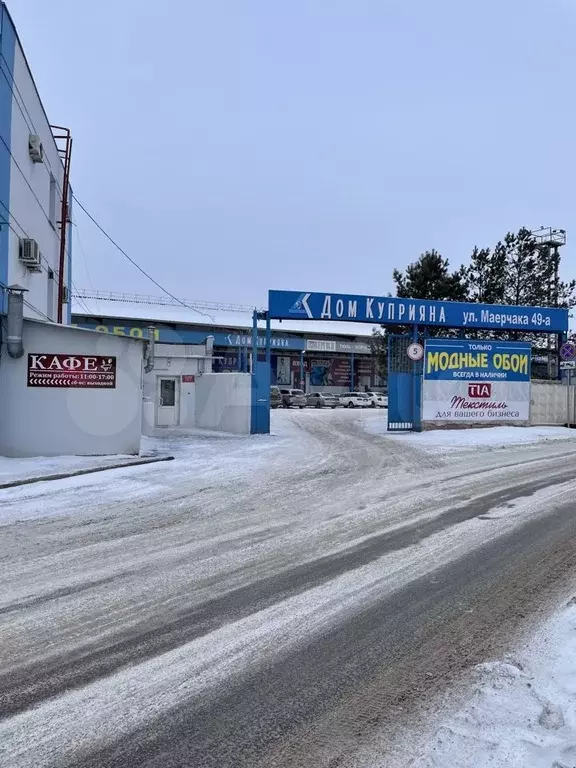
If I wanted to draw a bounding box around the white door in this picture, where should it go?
[156,377,180,426]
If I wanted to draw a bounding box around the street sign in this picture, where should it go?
[560,360,576,370]
[268,290,570,332]
[560,341,576,361]
[407,342,424,361]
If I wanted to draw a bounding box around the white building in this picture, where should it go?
[0,5,151,458]
[142,342,214,432]
[0,2,72,321]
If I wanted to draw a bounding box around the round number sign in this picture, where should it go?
[407,342,424,361]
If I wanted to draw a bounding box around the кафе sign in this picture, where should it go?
[27,354,117,388]
[422,339,532,422]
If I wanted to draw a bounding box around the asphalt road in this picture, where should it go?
[2,412,576,767]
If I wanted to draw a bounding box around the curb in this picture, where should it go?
[0,455,175,490]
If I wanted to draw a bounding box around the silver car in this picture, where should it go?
[306,392,339,409]
[280,388,306,408]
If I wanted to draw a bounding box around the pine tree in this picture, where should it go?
[468,246,506,305]
[393,249,468,301]
[370,328,387,381]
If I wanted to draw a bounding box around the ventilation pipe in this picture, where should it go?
[6,285,27,359]
[144,325,155,373]
[203,334,214,374]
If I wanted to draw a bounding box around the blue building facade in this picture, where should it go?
[0,3,72,321]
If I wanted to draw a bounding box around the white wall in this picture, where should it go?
[195,373,251,435]
[142,344,209,434]
[0,320,143,457]
[8,29,68,322]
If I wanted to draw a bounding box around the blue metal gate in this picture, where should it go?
[251,361,271,434]
[387,335,422,431]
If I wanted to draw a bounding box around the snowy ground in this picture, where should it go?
[363,411,576,453]
[355,597,576,768]
[0,454,142,485]
[3,409,576,767]
[2,411,574,489]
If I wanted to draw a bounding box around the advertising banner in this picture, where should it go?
[27,354,117,389]
[422,339,531,422]
[331,358,352,386]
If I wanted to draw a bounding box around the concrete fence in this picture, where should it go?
[531,380,576,426]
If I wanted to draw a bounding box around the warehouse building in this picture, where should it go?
[72,291,383,393]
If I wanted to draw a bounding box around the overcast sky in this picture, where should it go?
[9,0,576,307]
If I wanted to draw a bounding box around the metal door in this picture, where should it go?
[156,377,180,427]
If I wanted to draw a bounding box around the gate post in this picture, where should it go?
[412,324,422,432]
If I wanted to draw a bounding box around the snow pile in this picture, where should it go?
[406,603,576,768]
[363,413,576,454]
[0,454,139,486]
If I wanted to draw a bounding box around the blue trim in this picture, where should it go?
[0,4,16,314]
[72,319,307,350]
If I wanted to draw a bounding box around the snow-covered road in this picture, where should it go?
[2,410,576,767]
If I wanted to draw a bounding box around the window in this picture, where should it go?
[49,174,57,229]
[160,379,176,407]
[46,269,54,321]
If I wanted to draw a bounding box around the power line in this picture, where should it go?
[72,195,215,322]
[0,131,60,237]
[0,198,63,286]
[72,220,100,315]
[0,51,64,193]
[0,278,53,322]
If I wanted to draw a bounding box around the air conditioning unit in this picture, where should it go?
[19,238,42,271]
[62,285,70,303]
[28,134,44,163]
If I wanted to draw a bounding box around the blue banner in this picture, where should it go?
[268,290,568,333]
[424,339,532,382]
[72,322,306,350]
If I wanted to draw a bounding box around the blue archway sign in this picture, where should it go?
[268,290,569,333]
[268,289,569,434]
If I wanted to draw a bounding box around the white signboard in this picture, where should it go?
[422,339,532,423]
[422,380,531,422]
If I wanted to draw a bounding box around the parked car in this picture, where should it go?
[270,386,282,409]
[279,388,307,408]
[306,392,339,409]
[339,392,371,408]
[365,391,388,408]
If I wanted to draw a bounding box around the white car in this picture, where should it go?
[339,392,371,408]
[365,392,388,408]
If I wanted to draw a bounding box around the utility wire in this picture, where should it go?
[72,195,215,322]
[0,199,62,284]
[0,278,53,322]
[0,131,61,237]
[0,51,64,194]
[72,220,100,315]
[0,58,203,323]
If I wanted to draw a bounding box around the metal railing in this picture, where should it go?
[72,288,259,314]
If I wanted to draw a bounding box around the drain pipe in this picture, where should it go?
[6,285,27,359]
[144,325,155,373]
[203,334,214,374]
